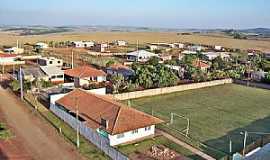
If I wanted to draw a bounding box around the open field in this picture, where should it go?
[126,84,270,159]
[1,31,270,52]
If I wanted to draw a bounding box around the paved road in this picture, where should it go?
[157,129,216,160]
[0,87,84,160]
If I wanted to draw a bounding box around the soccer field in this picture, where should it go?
[126,84,270,158]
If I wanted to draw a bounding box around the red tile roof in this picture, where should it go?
[64,66,106,78]
[56,89,163,135]
[192,60,209,68]
[0,54,17,58]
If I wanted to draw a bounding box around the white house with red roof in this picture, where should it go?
[50,89,163,146]
[0,54,25,65]
[64,65,107,87]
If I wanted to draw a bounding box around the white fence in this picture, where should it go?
[50,104,129,160]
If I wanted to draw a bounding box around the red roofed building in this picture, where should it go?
[52,89,163,146]
[64,66,107,87]
[192,60,210,71]
[0,54,25,66]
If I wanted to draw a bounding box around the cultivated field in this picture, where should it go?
[127,84,270,158]
[1,31,270,52]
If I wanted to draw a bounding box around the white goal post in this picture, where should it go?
[170,113,190,137]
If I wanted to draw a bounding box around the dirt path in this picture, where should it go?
[0,86,84,160]
[157,130,216,160]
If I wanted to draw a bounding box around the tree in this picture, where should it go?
[182,55,197,66]
[211,56,226,71]
[10,80,20,91]
[132,63,178,89]
[10,79,31,91]
[106,60,115,67]
[111,74,125,93]
[147,56,160,66]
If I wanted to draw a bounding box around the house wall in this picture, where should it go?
[108,125,155,146]
[0,57,16,63]
[85,88,106,95]
[38,58,63,67]
[50,104,129,160]
[49,74,64,83]
[50,93,68,107]
[97,76,106,82]
[113,79,233,100]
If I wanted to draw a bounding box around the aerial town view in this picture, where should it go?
[1,0,270,160]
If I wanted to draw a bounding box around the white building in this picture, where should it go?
[92,43,109,52]
[50,89,163,146]
[176,43,185,49]
[35,42,49,49]
[4,47,24,54]
[182,50,198,55]
[127,50,159,62]
[189,45,203,52]
[71,41,95,48]
[149,45,159,51]
[38,57,63,67]
[0,54,25,65]
[215,46,223,51]
[64,65,107,88]
[202,52,230,60]
[115,40,127,46]
[40,66,64,84]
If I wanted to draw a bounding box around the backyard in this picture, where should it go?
[125,84,270,159]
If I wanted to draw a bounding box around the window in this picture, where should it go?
[49,61,53,64]
[51,75,56,79]
[117,133,125,139]
[131,129,139,134]
[57,75,63,78]
[145,126,151,131]
[57,61,61,64]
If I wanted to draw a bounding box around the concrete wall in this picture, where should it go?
[113,79,233,100]
[86,88,106,95]
[109,125,155,146]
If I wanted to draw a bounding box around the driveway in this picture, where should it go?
[0,86,84,160]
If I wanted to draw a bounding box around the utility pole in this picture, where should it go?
[75,97,80,148]
[136,40,139,52]
[71,49,74,69]
[19,66,24,100]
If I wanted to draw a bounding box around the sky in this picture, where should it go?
[0,0,270,29]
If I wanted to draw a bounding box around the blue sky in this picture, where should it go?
[0,0,270,29]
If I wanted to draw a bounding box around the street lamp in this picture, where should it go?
[240,131,248,156]
[240,131,270,157]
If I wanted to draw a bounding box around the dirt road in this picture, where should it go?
[0,86,84,160]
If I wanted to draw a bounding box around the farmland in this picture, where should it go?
[1,31,270,52]
[126,84,270,158]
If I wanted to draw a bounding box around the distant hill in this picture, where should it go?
[238,28,270,35]
[0,25,269,37]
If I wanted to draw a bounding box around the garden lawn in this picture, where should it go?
[125,84,270,159]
